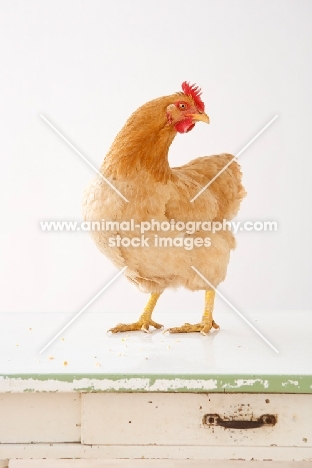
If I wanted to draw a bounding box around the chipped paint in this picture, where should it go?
[222,379,270,390]
[0,374,312,393]
[149,378,218,392]
[282,380,299,387]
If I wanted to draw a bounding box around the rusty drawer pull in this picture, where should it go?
[203,413,277,429]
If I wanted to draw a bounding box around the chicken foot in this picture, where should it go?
[108,292,163,333]
[166,290,219,335]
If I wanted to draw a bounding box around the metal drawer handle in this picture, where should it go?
[203,413,277,429]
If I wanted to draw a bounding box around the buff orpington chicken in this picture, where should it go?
[82,82,246,335]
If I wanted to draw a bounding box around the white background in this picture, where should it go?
[1,0,311,324]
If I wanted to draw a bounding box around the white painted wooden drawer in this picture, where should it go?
[0,394,81,443]
[81,393,312,447]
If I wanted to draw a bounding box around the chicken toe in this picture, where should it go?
[109,319,163,334]
[166,290,219,335]
[108,292,163,334]
[166,320,219,335]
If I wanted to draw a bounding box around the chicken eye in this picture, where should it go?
[178,103,187,110]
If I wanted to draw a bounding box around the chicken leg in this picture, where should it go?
[166,290,219,335]
[108,292,163,333]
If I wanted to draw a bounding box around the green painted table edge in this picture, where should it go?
[0,374,312,393]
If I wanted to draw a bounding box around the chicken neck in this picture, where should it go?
[100,96,179,183]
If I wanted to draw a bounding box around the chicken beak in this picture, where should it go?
[187,113,210,124]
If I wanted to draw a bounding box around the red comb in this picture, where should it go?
[181,81,205,112]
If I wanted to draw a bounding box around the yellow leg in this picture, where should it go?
[203,289,220,332]
[166,290,220,335]
[108,292,163,333]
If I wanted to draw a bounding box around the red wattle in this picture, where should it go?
[174,118,195,134]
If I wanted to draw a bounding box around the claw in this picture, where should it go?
[150,320,163,330]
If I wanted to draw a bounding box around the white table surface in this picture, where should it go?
[1,310,311,392]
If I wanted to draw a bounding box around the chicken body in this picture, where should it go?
[82,86,246,334]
